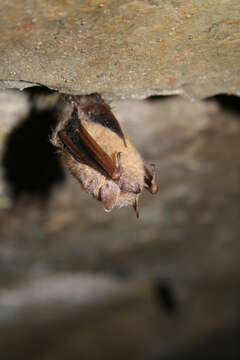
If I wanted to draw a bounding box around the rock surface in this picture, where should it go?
[0,0,240,99]
[0,90,240,359]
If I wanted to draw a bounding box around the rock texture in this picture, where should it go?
[0,0,240,99]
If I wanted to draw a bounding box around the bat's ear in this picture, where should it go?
[99,182,120,212]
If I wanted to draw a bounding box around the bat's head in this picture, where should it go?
[98,152,157,218]
[99,179,141,218]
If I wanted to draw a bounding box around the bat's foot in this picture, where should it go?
[144,163,158,194]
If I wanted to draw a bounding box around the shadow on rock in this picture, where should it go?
[2,91,65,203]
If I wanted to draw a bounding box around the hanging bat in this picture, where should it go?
[51,94,158,217]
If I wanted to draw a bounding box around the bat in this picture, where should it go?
[51,94,158,217]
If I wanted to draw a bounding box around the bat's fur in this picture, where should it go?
[51,94,156,215]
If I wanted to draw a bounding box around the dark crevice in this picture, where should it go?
[207,94,240,115]
[153,280,178,314]
[147,95,176,102]
[2,90,65,202]
[24,85,55,99]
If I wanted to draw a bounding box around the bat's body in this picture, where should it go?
[51,94,157,217]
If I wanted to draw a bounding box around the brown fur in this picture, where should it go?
[51,95,157,216]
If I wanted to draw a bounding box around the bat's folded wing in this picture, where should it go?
[58,121,120,180]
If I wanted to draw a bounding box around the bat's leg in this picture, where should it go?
[144,164,158,194]
[133,197,140,218]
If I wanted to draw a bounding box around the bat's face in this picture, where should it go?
[94,177,140,213]
[51,94,158,218]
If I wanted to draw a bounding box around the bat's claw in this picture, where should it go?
[133,198,140,219]
[112,152,122,180]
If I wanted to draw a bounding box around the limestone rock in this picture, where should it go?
[0,0,240,99]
